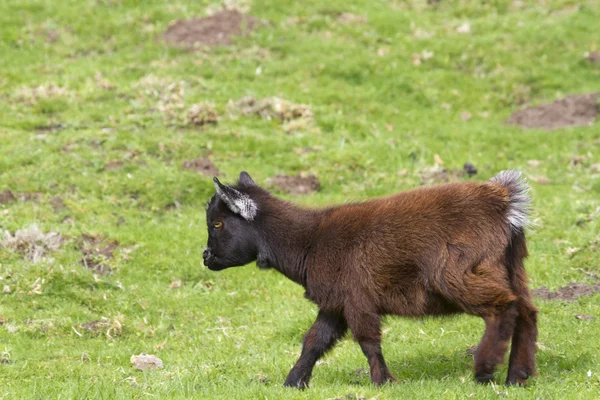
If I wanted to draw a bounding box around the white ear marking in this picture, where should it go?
[213,178,258,221]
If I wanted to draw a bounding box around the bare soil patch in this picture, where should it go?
[1,190,47,204]
[1,224,63,263]
[266,174,320,195]
[78,234,119,275]
[80,318,110,332]
[586,52,600,64]
[162,9,259,50]
[419,165,465,185]
[79,316,123,337]
[182,157,220,177]
[228,96,313,132]
[506,93,600,131]
[103,160,124,171]
[335,12,367,25]
[187,102,218,126]
[229,96,312,122]
[50,196,67,213]
[532,282,600,302]
[19,192,43,202]
[34,122,65,134]
[0,190,16,204]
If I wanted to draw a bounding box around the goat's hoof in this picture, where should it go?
[475,372,494,384]
[283,379,308,390]
[372,373,397,386]
[505,369,530,386]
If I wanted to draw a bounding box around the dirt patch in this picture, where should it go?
[78,234,119,275]
[0,224,63,263]
[20,192,43,202]
[586,52,600,64]
[80,318,110,332]
[419,165,465,185]
[186,102,218,126]
[79,316,123,338]
[532,282,600,302]
[103,160,124,171]
[34,122,65,134]
[50,196,67,213]
[0,190,16,204]
[335,12,367,25]
[162,9,259,50]
[266,174,320,195]
[15,83,70,105]
[228,96,313,132]
[506,93,600,131]
[182,157,220,177]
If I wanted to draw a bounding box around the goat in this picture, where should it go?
[203,170,538,388]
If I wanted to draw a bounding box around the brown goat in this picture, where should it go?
[203,170,538,388]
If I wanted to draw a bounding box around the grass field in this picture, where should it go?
[1,0,600,398]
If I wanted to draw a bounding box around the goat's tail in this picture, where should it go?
[488,169,532,234]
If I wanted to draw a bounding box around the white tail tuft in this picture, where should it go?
[488,170,532,232]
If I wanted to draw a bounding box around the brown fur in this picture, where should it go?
[205,173,538,388]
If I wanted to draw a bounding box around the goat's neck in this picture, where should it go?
[258,203,321,287]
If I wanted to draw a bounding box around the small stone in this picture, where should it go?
[130,353,163,370]
[169,280,182,289]
[456,22,471,34]
[2,285,10,294]
[463,163,477,176]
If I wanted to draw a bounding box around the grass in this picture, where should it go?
[1,0,600,398]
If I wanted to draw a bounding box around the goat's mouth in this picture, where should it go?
[203,255,229,271]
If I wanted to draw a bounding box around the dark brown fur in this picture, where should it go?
[204,171,538,388]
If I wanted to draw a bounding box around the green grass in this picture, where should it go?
[1,0,600,398]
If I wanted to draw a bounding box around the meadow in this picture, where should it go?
[1,0,600,398]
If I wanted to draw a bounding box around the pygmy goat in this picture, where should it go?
[203,170,538,388]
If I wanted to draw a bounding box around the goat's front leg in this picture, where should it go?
[283,310,347,389]
[345,307,397,386]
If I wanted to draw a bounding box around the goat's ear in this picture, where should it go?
[238,171,256,187]
[213,177,258,221]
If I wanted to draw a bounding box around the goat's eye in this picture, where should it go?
[214,222,223,229]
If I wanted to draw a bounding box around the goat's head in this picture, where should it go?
[203,171,262,271]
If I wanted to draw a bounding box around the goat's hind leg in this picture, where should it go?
[474,301,518,383]
[506,299,538,386]
[451,258,519,383]
[283,310,347,389]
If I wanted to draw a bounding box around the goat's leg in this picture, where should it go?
[283,310,347,389]
[506,300,538,386]
[345,307,396,386]
[444,256,519,384]
[474,302,518,383]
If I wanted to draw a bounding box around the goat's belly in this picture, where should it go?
[377,284,461,317]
